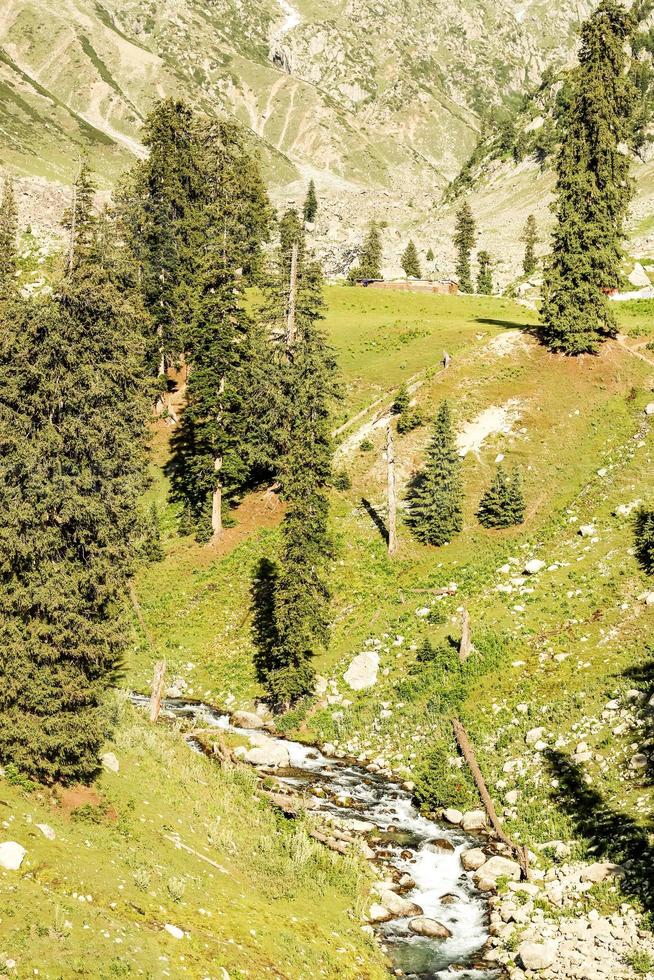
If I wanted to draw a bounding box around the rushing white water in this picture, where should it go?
[131,695,499,979]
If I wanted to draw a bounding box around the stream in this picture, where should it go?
[132,695,501,980]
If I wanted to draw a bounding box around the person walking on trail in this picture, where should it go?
[442,351,451,369]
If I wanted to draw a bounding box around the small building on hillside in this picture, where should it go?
[356,278,459,296]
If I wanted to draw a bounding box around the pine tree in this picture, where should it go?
[634,506,654,574]
[0,177,150,784]
[426,247,435,263]
[349,222,383,281]
[539,1,636,355]
[401,240,421,278]
[257,227,337,709]
[393,383,411,415]
[406,401,463,546]
[477,250,493,294]
[477,466,525,528]
[521,214,538,277]
[454,203,476,293]
[303,179,318,223]
[0,178,18,299]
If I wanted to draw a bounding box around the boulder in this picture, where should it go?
[580,862,624,884]
[629,262,651,288]
[442,808,463,825]
[425,837,456,853]
[344,651,379,690]
[101,752,120,774]
[524,559,545,575]
[231,710,265,730]
[462,810,487,832]
[518,940,557,971]
[164,924,184,940]
[630,753,648,769]
[461,848,487,871]
[408,917,452,939]
[439,893,460,905]
[0,842,25,871]
[368,903,392,923]
[244,739,290,768]
[579,524,596,538]
[378,890,423,918]
[36,824,56,841]
[476,855,521,882]
[526,727,546,746]
[646,403,654,417]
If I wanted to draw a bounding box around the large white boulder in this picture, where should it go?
[344,651,379,691]
[101,752,120,774]
[629,263,651,288]
[524,559,545,575]
[244,738,290,768]
[475,855,521,882]
[519,940,557,971]
[378,889,423,918]
[462,810,487,832]
[231,710,265,730]
[0,842,26,871]
[408,917,452,939]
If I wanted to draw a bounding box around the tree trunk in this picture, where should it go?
[66,178,77,274]
[451,718,530,880]
[150,659,167,724]
[459,608,472,662]
[387,424,398,557]
[212,457,223,540]
[286,243,299,347]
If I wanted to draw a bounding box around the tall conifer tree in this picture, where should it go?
[303,179,318,223]
[521,214,538,277]
[401,240,421,278]
[0,172,150,783]
[454,203,476,293]
[406,401,463,546]
[0,178,18,299]
[349,222,383,281]
[477,250,493,294]
[539,1,636,354]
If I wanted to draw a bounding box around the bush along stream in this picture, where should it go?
[131,694,503,979]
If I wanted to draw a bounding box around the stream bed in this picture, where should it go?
[132,695,501,980]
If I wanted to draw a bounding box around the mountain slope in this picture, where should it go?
[0,0,595,189]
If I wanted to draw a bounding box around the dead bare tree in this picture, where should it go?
[386,424,398,556]
[286,242,299,347]
[459,608,472,662]
[149,659,167,724]
[451,718,529,879]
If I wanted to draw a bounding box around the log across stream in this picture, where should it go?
[131,695,501,980]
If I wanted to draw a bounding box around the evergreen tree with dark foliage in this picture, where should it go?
[454,202,476,293]
[477,466,525,528]
[634,506,654,574]
[521,214,538,277]
[348,222,383,281]
[303,179,318,223]
[0,174,150,784]
[406,401,463,546]
[393,383,411,415]
[401,240,421,278]
[477,250,493,294]
[0,178,18,299]
[257,225,337,708]
[539,1,636,355]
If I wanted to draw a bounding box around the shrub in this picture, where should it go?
[397,410,423,435]
[333,471,352,491]
[634,506,654,574]
[359,439,374,452]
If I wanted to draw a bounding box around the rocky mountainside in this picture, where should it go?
[1,0,594,191]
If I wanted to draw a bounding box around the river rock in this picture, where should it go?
[101,752,120,773]
[462,810,487,832]
[439,893,460,905]
[397,874,416,892]
[476,856,521,882]
[231,710,265,730]
[425,837,456,853]
[461,848,487,871]
[443,808,463,825]
[408,917,452,939]
[368,903,393,923]
[518,940,557,971]
[244,739,290,768]
[344,651,379,690]
[379,889,423,918]
[0,842,26,871]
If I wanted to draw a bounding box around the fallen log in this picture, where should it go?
[451,718,529,880]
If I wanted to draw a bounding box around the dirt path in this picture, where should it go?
[615,335,654,369]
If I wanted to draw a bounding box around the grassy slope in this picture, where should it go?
[132,286,654,921]
[0,698,386,979]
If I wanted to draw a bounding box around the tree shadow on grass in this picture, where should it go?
[251,557,280,684]
[474,317,538,336]
[543,747,654,922]
[361,497,389,545]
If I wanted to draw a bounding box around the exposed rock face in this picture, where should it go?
[343,651,379,690]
